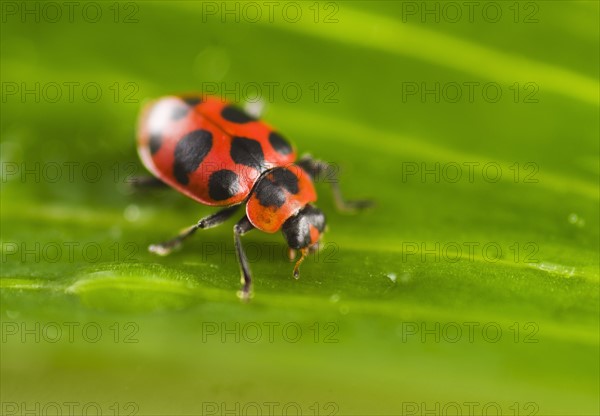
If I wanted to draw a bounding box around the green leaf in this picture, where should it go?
[1,1,598,415]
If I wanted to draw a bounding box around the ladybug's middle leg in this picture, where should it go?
[297,155,373,212]
[149,205,240,256]
[233,216,255,301]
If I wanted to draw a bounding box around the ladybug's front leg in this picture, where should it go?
[149,205,240,256]
[297,155,373,212]
[233,216,255,301]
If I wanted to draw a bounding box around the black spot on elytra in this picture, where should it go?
[230,137,265,170]
[269,132,293,155]
[221,106,256,124]
[149,132,162,155]
[173,129,213,185]
[271,168,299,194]
[255,179,287,208]
[209,169,239,201]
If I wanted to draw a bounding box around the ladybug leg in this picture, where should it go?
[288,248,297,261]
[298,155,374,212]
[149,205,240,256]
[233,216,255,301]
[292,248,309,279]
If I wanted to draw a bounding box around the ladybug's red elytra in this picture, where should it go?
[136,94,371,299]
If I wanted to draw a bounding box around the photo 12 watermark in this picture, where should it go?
[397,321,539,344]
[195,241,339,265]
[201,401,339,416]
[401,401,539,416]
[400,1,540,24]
[401,82,539,103]
[400,162,539,184]
[0,161,344,185]
[400,241,539,264]
[1,321,140,344]
[200,81,340,104]
[1,1,140,24]
[1,81,139,104]
[1,241,139,264]
[200,1,340,24]
[200,321,339,344]
[1,402,139,416]
[1,161,142,184]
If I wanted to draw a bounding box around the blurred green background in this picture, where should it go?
[1,1,598,415]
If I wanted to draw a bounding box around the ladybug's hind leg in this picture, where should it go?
[233,216,255,301]
[149,205,240,256]
[297,155,373,212]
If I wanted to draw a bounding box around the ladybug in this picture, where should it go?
[136,95,371,299]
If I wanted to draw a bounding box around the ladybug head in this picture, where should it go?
[281,204,326,250]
